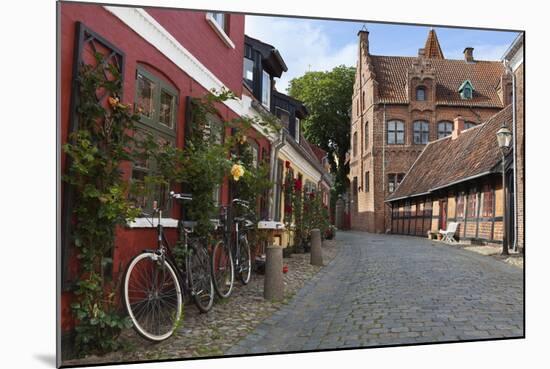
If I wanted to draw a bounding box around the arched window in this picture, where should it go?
[353,131,358,157]
[465,121,476,129]
[437,121,453,139]
[416,86,426,101]
[413,120,429,144]
[387,120,405,144]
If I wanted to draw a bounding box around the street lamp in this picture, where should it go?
[496,124,512,255]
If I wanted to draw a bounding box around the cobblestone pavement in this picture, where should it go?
[63,239,341,365]
[227,231,524,355]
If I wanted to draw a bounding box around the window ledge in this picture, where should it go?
[205,13,235,49]
[127,217,179,228]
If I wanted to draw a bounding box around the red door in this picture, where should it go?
[439,199,447,230]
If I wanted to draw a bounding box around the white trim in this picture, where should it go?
[104,6,243,115]
[127,217,179,228]
[205,13,235,49]
[280,144,322,182]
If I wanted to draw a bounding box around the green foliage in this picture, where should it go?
[63,54,139,356]
[287,65,355,194]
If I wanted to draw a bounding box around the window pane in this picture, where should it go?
[396,131,404,144]
[262,71,270,107]
[159,90,175,128]
[388,121,395,130]
[396,122,404,132]
[416,87,425,101]
[295,118,300,141]
[243,57,254,81]
[136,73,155,119]
[388,132,395,144]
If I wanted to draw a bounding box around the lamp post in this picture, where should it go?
[496,124,513,255]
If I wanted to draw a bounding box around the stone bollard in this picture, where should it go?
[264,245,284,301]
[310,229,323,266]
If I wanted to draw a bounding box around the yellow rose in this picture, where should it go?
[231,164,245,181]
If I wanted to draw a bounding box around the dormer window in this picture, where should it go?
[459,80,474,100]
[416,86,426,101]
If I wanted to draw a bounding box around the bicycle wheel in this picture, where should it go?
[123,252,183,342]
[211,240,234,298]
[188,242,215,312]
[237,234,252,285]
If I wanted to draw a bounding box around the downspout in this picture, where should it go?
[268,129,286,220]
[505,61,517,251]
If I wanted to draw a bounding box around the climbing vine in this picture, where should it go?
[63,54,139,356]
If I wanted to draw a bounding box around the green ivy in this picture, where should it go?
[63,53,140,356]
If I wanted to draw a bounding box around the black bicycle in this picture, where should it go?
[211,198,254,298]
[122,192,214,342]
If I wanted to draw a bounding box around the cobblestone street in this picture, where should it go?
[227,231,524,354]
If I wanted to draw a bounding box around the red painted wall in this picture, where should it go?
[60,3,270,332]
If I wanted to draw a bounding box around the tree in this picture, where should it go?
[287,65,355,195]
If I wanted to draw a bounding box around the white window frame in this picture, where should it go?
[243,57,254,82]
[205,12,235,49]
[261,70,271,108]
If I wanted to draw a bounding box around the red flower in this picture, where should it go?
[284,204,293,214]
[285,160,291,168]
[309,192,315,199]
[294,178,302,191]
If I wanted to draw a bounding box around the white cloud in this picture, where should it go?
[445,43,509,61]
[245,16,357,92]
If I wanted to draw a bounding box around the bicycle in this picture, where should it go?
[211,198,254,298]
[122,192,215,342]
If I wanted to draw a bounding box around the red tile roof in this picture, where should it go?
[424,29,444,59]
[387,105,513,201]
[371,55,505,107]
[306,142,327,162]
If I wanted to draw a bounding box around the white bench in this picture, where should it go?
[439,222,459,243]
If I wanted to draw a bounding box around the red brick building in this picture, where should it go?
[59,3,272,333]
[386,106,513,244]
[349,29,511,233]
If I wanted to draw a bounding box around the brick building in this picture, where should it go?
[59,3,272,336]
[386,106,513,244]
[501,34,524,252]
[349,28,511,233]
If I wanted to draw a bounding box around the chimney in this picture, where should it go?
[463,47,474,62]
[452,115,465,140]
[418,48,425,58]
[358,29,369,54]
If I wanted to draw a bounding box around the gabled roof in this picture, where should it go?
[386,105,513,202]
[370,55,505,107]
[458,79,474,92]
[307,142,328,162]
[424,29,444,59]
[244,35,288,78]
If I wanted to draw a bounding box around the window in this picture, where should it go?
[275,107,290,127]
[462,87,472,99]
[387,120,405,144]
[465,121,476,129]
[413,121,429,144]
[482,185,493,217]
[362,91,366,110]
[456,192,465,217]
[424,199,432,217]
[466,190,477,218]
[416,86,426,101]
[295,118,300,143]
[388,173,404,193]
[364,121,369,148]
[243,57,254,82]
[365,171,370,192]
[437,121,453,139]
[459,80,474,100]
[209,12,227,32]
[353,132,358,157]
[261,70,271,108]
[206,114,224,206]
[248,139,259,168]
[133,67,178,214]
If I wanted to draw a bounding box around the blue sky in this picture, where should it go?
[245,15,519,92]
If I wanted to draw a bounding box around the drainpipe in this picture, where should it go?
[268,129,286,220]
[504,61,517,251]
